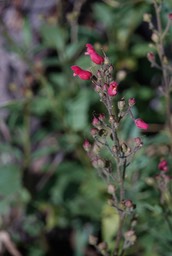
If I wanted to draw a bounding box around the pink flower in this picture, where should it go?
[85,43,95,54]
[98,113,105,121]
[107,81,118,96]
[128,98,136,106]
[83,139,91,152]
[92,116,100,126]
[85,44,104,65]
[90,128,98,137]
[147,52,155,62]
[158,160,168,172]
[134,118,149,130]
[71,65,92,80]
[168,13,172,20]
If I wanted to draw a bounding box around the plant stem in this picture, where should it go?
[153,0,172,149]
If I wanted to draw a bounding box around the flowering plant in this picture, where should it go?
[71,43,149,255]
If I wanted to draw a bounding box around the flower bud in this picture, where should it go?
[90,128,98,137]
[168,13,172,20]
[98,113,105,121]
[107,184,115,194]
[109,115,115,123]
[143,13,152,23]
[135,118,149,130]
[92,116,100,127]
[118,98,126,111]
[121,142,128,153]
[108,81,118,96]
[124,199,133,208]
[151,33,159,43]
[102,83,108,92]
[147,52,155,62]
[104,56,110,65]
[158,160,168,172]
[134,137,143,147]
[83,139,91,152]
[128,98,135,107]
[124,230,136,245]
[95,84,101,92]
[92,158,105,169]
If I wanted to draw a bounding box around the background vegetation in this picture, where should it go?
[0,0,172,255]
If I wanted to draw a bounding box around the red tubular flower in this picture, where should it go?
[107,81,118,96]
[89,52,104,65]
[85,44,104,65]
[158,160,168,172]
[85,43,95,54]
[134,118,149,130]
[71,65,92,80]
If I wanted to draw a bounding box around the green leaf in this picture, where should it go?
[131,43,150,57]
[93,3,114,28]
[102,205,120,250]
[0,165,21,196]
[66,88,92,131]
[40,24,67,52]
[23,18,32,48]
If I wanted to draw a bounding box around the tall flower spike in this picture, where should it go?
[135,118,149,130]
[71,65,92,80]
[85,44,104,65]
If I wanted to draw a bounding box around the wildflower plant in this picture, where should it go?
[145,0,172,244]
[71,44,149,255]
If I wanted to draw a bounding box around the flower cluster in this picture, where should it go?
[155,159,171,203]
[71,43,149,131]
[158,159,168,172]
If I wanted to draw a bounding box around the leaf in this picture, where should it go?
[65,41,85,61]
[31,96,52,115]
[0,165,21,196]
[40,24,67,52]
[23,18,32,49]
[131,43,150,57]
[66,88,92,131]
[102,205,120,250]
[93,3,114,28]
